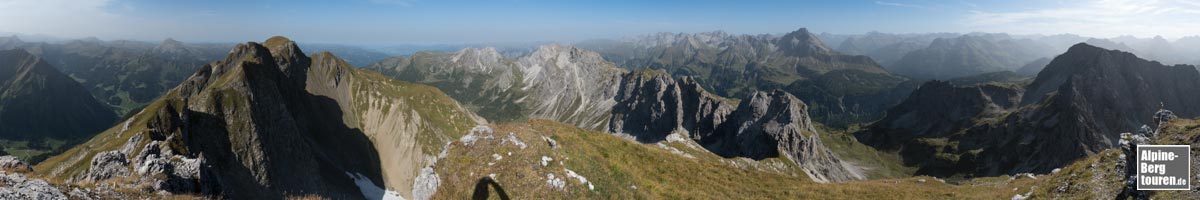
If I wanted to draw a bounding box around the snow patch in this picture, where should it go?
[345,172,405,200]
[492,154,503,160]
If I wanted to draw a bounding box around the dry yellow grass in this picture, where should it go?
[432,119,1039,199]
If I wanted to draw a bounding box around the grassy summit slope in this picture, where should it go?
[432,119,1037,199]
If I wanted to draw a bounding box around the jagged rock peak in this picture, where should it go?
[256,36,310,79]
[223,42,276,67]
[521,43,613,70]
[160,38,184,47]
[778,28,834,55]
[453,47,502,59]
[717,89,865,182]
[263,36,296,51]
[450,47,505,71]
[261,36,305,58]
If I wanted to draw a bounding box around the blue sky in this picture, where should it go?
[1,0,1198,45]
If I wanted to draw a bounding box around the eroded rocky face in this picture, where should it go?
[608,71,733,143]
[368,43,626,130]
[608,70,863,182]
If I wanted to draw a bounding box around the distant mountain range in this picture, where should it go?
[0,36,396,116]
[8,28,1200,199]
[576,28,915,127]
[889,34,1056,80]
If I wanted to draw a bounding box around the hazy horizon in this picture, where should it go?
[3,0,1200,45]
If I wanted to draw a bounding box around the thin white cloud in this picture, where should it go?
[875,1,928,9]
[963,0,1200,38]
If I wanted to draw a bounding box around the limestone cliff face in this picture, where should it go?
[35,37,481,199]
[517,44,626,129]
[607,70,863,182]
[607,71,733,143]
[368,44,625,130]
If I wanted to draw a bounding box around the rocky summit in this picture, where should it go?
[32,37,481,199]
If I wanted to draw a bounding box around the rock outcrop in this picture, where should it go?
[608,70,863,182]
[607,70,734,143]
[1,172,67,200]
[0,156,30,172]
[1,156,66,199]
[709,90,864,182]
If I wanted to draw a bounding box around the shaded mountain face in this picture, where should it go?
[608,70,863,182]
[947,71,1031,86]
[367,44,626,130]
[34,37,481,199]
[1015,57,1052,76]
[575,28,913,127]
[0,49,116,159]
[889,35,1056,80]
[858,43,1200,177]
[857,81,1024,177]
[0,37,231,115]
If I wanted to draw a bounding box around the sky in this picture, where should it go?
[1,0,1199,45]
